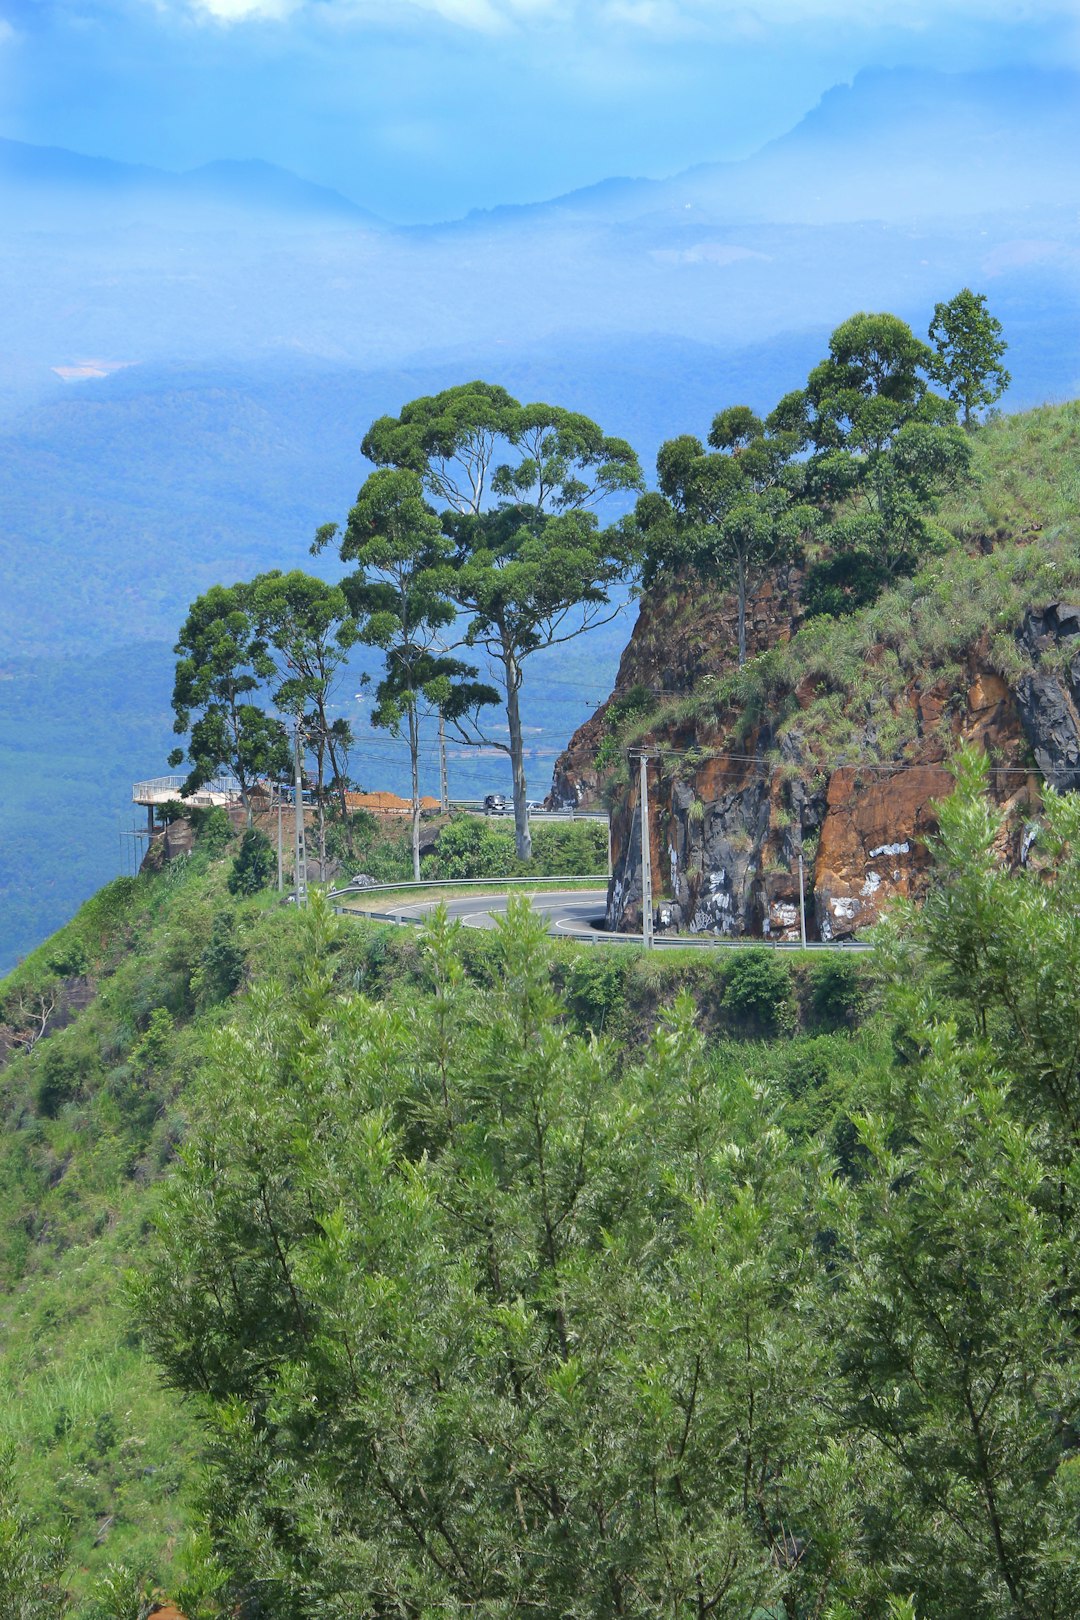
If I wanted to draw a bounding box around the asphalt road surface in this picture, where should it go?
[339,888,871,950]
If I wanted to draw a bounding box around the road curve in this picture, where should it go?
[338,888,871,950]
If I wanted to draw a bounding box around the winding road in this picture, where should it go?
[336,887,869,949]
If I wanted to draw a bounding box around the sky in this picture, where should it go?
[0,1,1078,221]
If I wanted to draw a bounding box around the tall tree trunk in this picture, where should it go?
[504,648,532,862]
[315,732,329,880]
[737,557,748,668]
[409,705,422,883]
[229,699,254,826]
[326,727,352,852]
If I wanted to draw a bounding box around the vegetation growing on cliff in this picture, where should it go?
[601,400,1080,782]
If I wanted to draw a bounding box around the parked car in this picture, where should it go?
[483,793,507,814]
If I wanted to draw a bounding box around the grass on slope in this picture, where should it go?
[0,847,309,1606]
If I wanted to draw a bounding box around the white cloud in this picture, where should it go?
[177,0,1076,32]
[190,0,299,18]
[0,18,17,41]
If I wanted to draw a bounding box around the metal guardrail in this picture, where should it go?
[328,875,608,901]
[449,803,608,821]
[132,774,240,803]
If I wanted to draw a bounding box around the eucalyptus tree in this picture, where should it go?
[168,582,289,823]
[929,287,1011,428]
[361,382,643,858]
[316,468,496,879]
[250,569,359,873]
[638,404,815,666]
[793,311,971,606]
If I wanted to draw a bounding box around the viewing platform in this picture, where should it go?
[132,774,241,832]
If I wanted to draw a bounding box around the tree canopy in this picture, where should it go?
[168,582,290,820]
[639,406,815,665]
[929,287,1012,428]
[320,467,497,878]
[354,382,644,858]
[362,380,642,516]
[795,312,973,612]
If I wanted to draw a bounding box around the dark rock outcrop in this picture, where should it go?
[584,594,1080,942]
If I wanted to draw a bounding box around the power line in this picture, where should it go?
[626,746,1072,782]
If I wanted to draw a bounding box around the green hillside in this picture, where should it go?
[0,815,878,1610]
[4,402,1080,1617]
[6,759,1080,1615]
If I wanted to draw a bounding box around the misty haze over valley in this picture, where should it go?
[3,63,1080,968]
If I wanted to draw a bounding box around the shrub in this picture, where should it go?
[35,1042,85,1118]
[722,948,794,1036]
[529,820,607,876]
[807,955,866,1032]
[424,816,515,880]
[192,913,245,1006]
[188,805,233,853]
[227,830,275,896]
[325,808,379,862]
[47,938,90,977]
[563,954,626,1033]
[131,1007,174,1074]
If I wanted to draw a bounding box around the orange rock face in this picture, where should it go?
[588,585,1067,939]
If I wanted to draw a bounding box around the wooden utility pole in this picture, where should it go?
[293,718,308,907]
[639,754,653,950]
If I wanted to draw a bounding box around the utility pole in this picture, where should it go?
[277,791,284,894]
[438,707,450,813]
[639,753,653,950]
[293,717,308,907]
[796,806,808,949]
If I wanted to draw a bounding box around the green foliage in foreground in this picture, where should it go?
[0,817,867,1611]
[127,755,1080,1618]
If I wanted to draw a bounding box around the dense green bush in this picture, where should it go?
[806,953,866,1030]
[46,939,90,978]
[422,814,607,880]
[187,806,233,853]
[192,913,245,1006]
[721,946,794,1035]
[561,951,627,1032]
[227,830,274,896]
[35,1041,87,1118]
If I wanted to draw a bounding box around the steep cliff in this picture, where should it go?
[552,402,1080,940]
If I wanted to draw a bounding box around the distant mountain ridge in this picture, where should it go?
[7,63,1080,237]
[0,136,381,225]
[459,65,1080,229]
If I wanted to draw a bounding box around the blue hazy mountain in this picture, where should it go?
[0,137,381,226]
[467,66,1080,227]
[2,65,1079,377]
